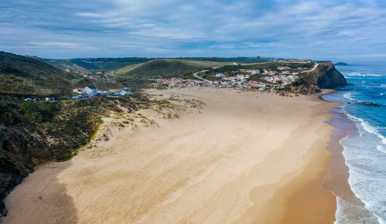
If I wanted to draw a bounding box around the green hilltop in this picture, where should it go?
[0,52,78,96]
[112,59,232,88]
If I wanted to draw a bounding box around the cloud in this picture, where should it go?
[1,0,386,60]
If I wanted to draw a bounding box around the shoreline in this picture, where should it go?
[323,92,380,223]
[320,90,359,204]
[3,88,341,224]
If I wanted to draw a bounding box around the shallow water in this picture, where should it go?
[324,63,386,224]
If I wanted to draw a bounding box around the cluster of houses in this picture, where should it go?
[153,64,310,93]
[24,96,58,103]
[23,87,132,103]
[72,87,132,100]
[154,78,206,88]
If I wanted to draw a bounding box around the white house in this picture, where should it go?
[215,73,225,78]
[83,87,98,97]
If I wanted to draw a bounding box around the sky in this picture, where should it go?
[1,0,386,61]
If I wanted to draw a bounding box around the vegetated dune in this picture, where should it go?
[46,57,152,73]
[113,59,230,78]
[0,52,78,96]
[4,88,336,224]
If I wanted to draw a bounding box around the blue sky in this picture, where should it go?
[1,0,386,61]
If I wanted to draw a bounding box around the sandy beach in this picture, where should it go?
[3,88,337,224]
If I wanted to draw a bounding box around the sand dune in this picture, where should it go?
[3,88,336,224]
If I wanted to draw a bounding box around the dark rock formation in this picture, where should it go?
[301,62,347,90]
[316,63,347,88]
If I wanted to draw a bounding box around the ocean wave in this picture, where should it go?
[339,134,386,224]
[343,92,355,101]
[356,101,383,107]
[377,145,386,154]
[343,92,383,107]
[345,72,384,77]
[345,113,386,150]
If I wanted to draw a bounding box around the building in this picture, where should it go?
[215,73,225,78]
[82,87,98,97]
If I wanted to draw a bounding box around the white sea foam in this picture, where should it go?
[338,110,386,224]
[338,137,383,224]
[345,72,384,77]
[343,92,355,101]
[345,113,386,148]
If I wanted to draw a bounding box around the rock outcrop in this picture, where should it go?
[290,62,346,95]
[315,63,347,89]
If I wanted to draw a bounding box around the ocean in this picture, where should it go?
[323,63,386,224]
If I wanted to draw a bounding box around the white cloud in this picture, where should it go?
[1,0,386,59]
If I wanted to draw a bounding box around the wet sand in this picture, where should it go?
[4,88,337,224]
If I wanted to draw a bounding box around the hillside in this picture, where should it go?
[44,59,90,75]
[113,59,230,88]
[0,52,77,96]
[47,57,152,72]
[0,93,155,217]
[46,57,272,73]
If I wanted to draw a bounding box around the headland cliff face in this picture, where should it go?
[290,62,346,95]
[309,62,347,89]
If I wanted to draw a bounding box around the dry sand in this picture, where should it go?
[3,88,337,224]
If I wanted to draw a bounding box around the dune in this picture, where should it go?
[3,88,336,224]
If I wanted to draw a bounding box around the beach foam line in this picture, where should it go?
[344,72,384,77]
[339,135,384,224]
[339,110,386,224]
[343,92,355,101]
[345,112,386,149]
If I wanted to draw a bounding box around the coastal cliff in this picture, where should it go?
[290,62,347,94]
[315,62,347,89]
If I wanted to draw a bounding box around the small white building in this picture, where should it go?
[215,73,225,78]
[83,87,97,97]
[73,88,83,94]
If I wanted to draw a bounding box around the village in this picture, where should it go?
[71,86,132,99]
[24,86,132,102]
[153,62,318,93]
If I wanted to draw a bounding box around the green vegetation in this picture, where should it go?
[168,57,273,64]
[114,59,230,89]
[46,57,152,72]
[0,93,153,215]
[212,61,314,73]
[0,52,79,96]
[46,57,272,73]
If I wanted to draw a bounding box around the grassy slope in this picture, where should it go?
[115,59,229,78]
[46,57,269,73]
[112,59,231,89]
[45,58,152,72]
[0,52,78,96]
[44,59,90,74]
